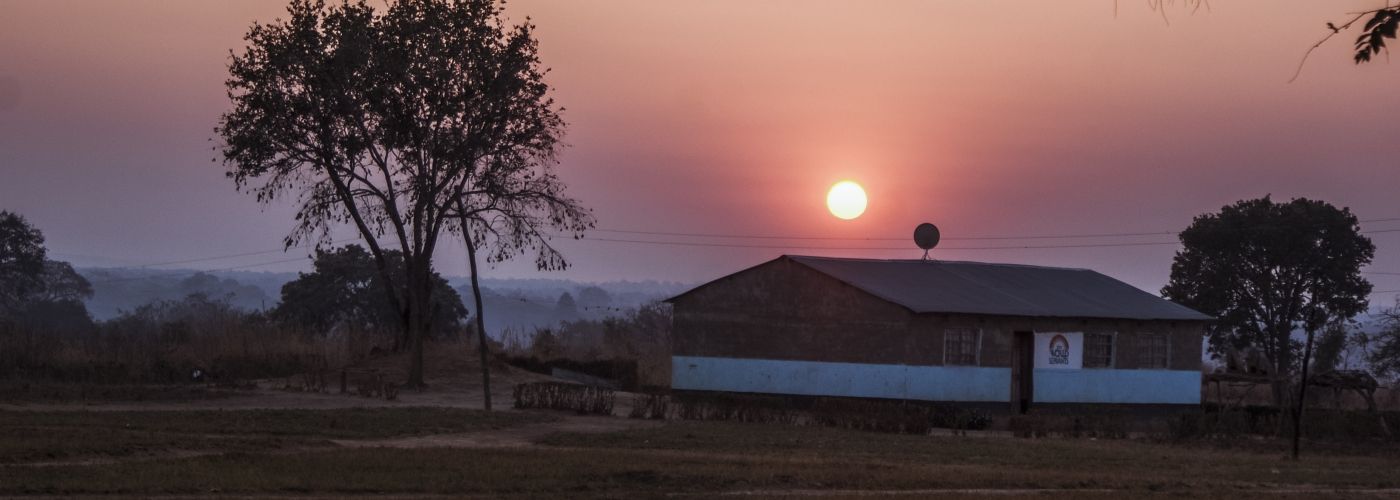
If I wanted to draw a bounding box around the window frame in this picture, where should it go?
[943,328,982,366]
[1083,332,1116,369]
[1137,333,1172,370]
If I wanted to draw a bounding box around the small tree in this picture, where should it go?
[0,211,48,316]
[1366,300,1400,382]
[274,245,465,339]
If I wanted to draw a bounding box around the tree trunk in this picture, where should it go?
[1269,327,1293,412]
[465,232,492,411]
[403,258,431,389]
[1291,327,1317,460]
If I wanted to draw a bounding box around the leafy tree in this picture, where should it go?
[1309,322,1350,375]
[0,211,47,315]
[1163,197,1374,459]
[10,260,97,335]
[0,212,94,332]
[1291,5,1400,80]
[1366,301,1400,382]
[1163,197,1374,403]
[218,0,587,388]
[35,260,93,303]
[274,245,466,339]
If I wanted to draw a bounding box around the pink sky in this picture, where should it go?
[1,0,1397,298]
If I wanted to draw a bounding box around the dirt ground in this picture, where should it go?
[0,343,557,412]
[5,349,1399,498]
[0,345,665,455]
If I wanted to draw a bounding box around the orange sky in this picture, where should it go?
[1,0,1397,297]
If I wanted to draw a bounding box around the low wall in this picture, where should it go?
[673,355,1201,405]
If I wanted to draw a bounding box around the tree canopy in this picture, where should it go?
[1365,301,1400,381]
[0,211,94,330]
[219,0,589,387]
[1163,196,1374,388]
[0,211,48,315]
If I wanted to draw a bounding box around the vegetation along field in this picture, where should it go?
[0,405,1397,499]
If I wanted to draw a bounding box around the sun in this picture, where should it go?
[826,181,867,220]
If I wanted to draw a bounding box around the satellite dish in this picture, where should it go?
[914,223,940,260]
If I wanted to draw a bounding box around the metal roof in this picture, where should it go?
[677,255,1210,321]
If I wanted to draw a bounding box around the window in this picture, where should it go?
[1084,333,1114,368]
[1139,334,1171,369]
[944,328,980,366]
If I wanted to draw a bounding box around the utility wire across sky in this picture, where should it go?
[58,216,1400,292]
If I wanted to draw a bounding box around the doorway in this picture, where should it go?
[1011,331,1034,414]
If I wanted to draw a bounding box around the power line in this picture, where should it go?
[590,228,1178,242]
[51,214,1400,272]
[84,255,316,286]
[574,236,1183,251]
[590,223,1400,243]
[123,236,369,269]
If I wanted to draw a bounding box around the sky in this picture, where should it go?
[1,0,1398,301]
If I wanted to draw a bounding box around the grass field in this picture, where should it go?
[0,407,551,466]
[2,408,1399,498]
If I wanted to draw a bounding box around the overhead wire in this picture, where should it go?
[53,215,1400,281]
[587,224,1400,244]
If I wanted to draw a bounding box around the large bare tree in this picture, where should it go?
[218,0,587,388]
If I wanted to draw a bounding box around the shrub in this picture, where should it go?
[810,398,992,435]
[628,393,669,420]
[513,382,615,415]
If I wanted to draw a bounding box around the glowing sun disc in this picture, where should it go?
[826,181,867,220]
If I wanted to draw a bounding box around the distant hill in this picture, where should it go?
[76,267,691,336]
[79,268,276,319]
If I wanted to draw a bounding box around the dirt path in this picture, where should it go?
[3,413,658,468]
[0,386,512,412]
[331,414,661,449]
[670,487,1400,497]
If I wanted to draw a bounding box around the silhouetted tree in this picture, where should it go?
[1366,301,1400,382]
[218,0,584,387]
[1162,196,1373,459]
[11,260,97,335]
[1291,5,1400,80]
[274,245,465,339]
[0,212,94,332]
[35,261,92,304]
[1164,197,1373,398]
[403,0,593,410]
[0,211,47,315]
[1309,322,1350,375]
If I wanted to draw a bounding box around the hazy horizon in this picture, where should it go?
[3,0,1398,302]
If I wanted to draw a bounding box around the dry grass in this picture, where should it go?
[1,409,1398,498]
[0,407,551,466]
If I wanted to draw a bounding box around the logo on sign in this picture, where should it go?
[1049,334,1070,365]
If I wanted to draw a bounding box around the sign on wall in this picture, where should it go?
[1034,332,1083,370]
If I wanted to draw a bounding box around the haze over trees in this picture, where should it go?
[218,0,591,391]
[1162,197,1375,405]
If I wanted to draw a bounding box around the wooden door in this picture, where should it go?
[1011,331,1034,414]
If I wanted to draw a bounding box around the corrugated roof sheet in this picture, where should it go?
[777,255,1210,321]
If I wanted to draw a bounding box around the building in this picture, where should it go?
[666,255,1212,411]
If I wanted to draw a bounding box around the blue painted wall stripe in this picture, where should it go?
[673,356,1008,402]
[673,356,1201,405]
[1033,369,1200,404]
